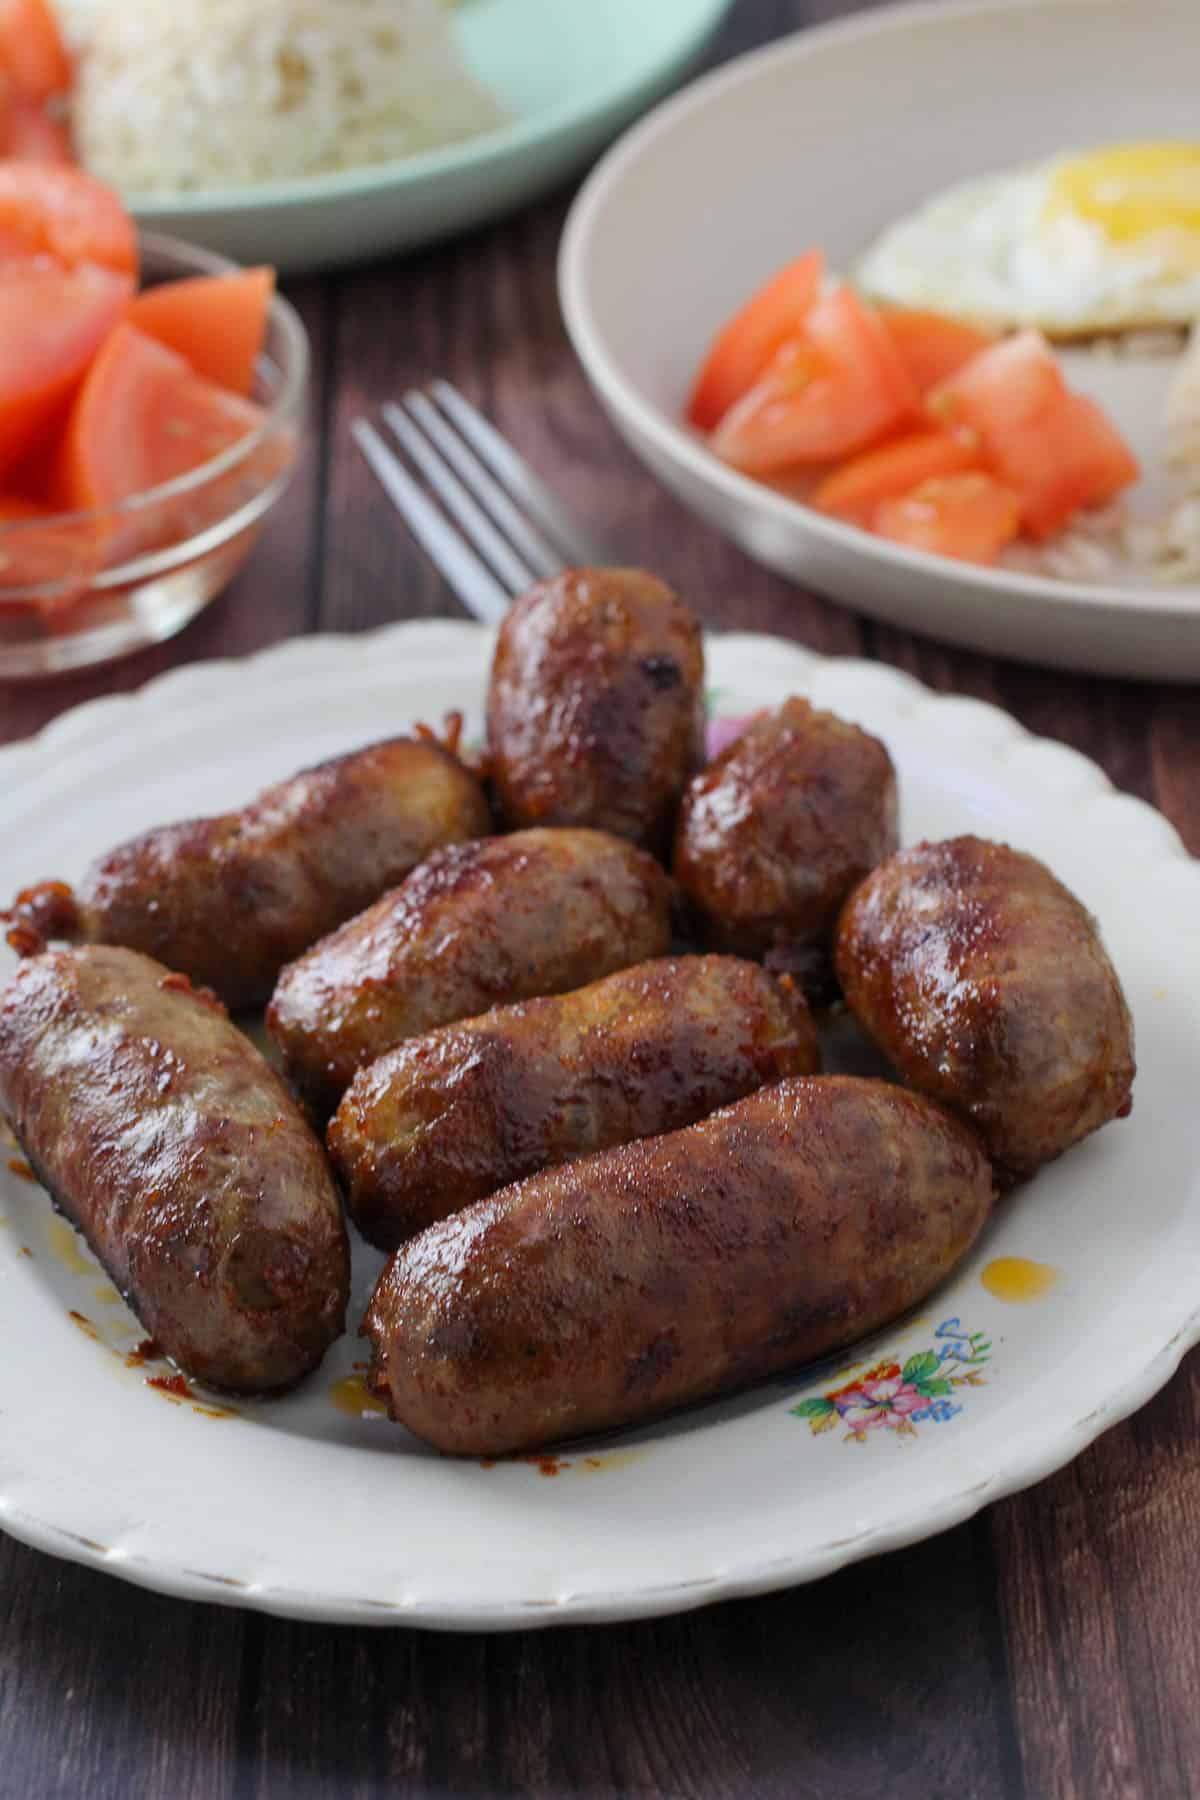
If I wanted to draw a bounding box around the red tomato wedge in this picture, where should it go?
[1050,392,1143,529]
[0,164,137,276]
[0,493,42,520]
[930,329,1060,432]
[0,260,132,479]
[688,251,824,431]
[929,331,1139,539]
[1,96,72,163]
[878,308,995,393]
[872,472,1022,565]
[810,428,982,521]
[0,493,105,604]
[0,0,71,102]
[127,268,275,397]
[711,286,920,474]
[52,322,265,515]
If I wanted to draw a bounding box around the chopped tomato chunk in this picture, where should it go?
[1,96,72,163]
[872,471,1022,564]
[0,164,137,276]
[1049,392,1142,531]
[0,493,41,520]
[127,268,275,396]
[878,307,995,392]
[52,323,266,516]
[929,330,1139,538]
[811,428,982,521]
[930,329,1061,427]
[0,0,71,103]
[0,260,131,479]
[711,286,919,474]
[688,251,824,431]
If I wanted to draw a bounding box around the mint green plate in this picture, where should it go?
[126,0,730,275]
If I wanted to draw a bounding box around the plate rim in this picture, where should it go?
[2,617,1198,1630]
[121,0,733,218]
[557,0,1200,623]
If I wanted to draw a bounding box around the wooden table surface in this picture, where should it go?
[3,3,1199,1795]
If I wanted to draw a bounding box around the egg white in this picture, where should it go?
[856,161,1200,338]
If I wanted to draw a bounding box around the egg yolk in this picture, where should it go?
[1043,142,1200,257]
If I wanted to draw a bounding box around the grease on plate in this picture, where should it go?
[581,1449,646,1474]
[147,1373,192,1403]
[329,1373,389,1419]
[49,1218,98,1277]
[478,1454,569,1476]
[525,1456,568,1478]
[982,1257,1059,1302]
[477,1448,645,1477]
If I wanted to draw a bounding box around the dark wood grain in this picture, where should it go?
[0,1539,246,1800]
[991,1370,1200,1800]
[242,1529,1017,1799]
[2,2,1198,1797]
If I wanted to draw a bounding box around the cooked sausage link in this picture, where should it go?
[268,827,675,1116]
[328,954,820,1247]
[835,835,1135,1181]
[673,698,898,986]
[0,946,349,1392]
[487,568,706,852]
[5,736,492,1011]
[363,1076,994,1456]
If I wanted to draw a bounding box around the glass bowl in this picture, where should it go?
[0,232,309,680]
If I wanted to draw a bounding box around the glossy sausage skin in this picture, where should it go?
[364,1076,993,1456]
[268,828,675,1116]
[673,698,898,987]
[0,947,349,1392]
[5,736,492,1011]
[328,954,820,1248]
[487,568,706,852]
[835,836,1135,1182]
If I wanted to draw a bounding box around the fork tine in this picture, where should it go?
[431,381,614,569]
[404,392,564,583]
[352,420,510,626]
[383,401,536,597]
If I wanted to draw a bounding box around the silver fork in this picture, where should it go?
[353,381,614,624]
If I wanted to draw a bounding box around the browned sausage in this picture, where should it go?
[5,735,492,1011]
[835,836,1135,1182]
[0,946,349,1392]
[268,827,675,1116]
[673,698,898,992]
[363,1076,993,1456]
[486,568,705,852]
[328,955,820,1248]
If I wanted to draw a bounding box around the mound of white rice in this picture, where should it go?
[69,0,508,195]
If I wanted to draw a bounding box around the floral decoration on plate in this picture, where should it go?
[791,1318,992,1444]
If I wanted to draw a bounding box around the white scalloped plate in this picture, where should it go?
[1,621,1198,1629]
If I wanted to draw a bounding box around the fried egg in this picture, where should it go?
[857,143,1200,338]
